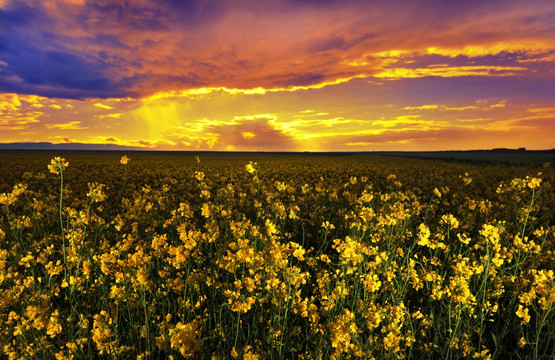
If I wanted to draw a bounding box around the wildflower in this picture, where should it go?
[440,214,459,230]
[518,337,527,348]
[383,328,401,353]
[322,221,335,231]
[329,309,357,353]
[136,267,150,288]
[230,296,256,313]
[293,246,306,261]
[457,233,471,245]
[201,203,210,218]
[363,273,381,292]
[244,351,260,360]
[245,161,256,174]
[516,305,530,324]
[169,321,204,358]
[461,172,473,185]
[120,155,130,165]
[87,182,107,203]
[526,176,542,189]
[91,311,115,355]
[472,348,492,360]
[289,206,300,220]
[480,224,501,245]
[47,309,62,338]
[417,223,431,246]
[48,157,69,174]
[433,188,442,198]
[0,183,27,206]
[26,304,49,330]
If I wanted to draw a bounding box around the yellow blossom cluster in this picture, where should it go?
[0,153,553,359]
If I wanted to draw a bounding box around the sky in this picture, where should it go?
[1,0,554,151]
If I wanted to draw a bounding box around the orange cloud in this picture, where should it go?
[403,105,439,110]
[44,121,89,130]
[1,0,555,151]
[94,103,113,110]
[163,116,296,151]
[374,66,527,79]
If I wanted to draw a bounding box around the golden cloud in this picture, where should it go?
[94,103,114,110]
[403,105,439,110]
[45,121,89,130]
[374,66,527,79]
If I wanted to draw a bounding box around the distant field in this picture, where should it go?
[0,151,553,359]
[380,150,555,165]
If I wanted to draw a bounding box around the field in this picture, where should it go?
[0,151,554,359]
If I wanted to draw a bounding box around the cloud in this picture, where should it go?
[0,93,47,130]
[1,0,553,99]
[44,121,89,130]
[374,66,527,79]
[94,102,113,110]
[98,113,123,119]
[403,105,439,110]
[163,115,296,151]
[1,1,554,151]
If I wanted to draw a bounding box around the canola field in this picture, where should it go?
[0,151,554,359]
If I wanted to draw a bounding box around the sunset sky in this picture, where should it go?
[1,0,554,151]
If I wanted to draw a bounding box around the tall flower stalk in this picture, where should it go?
[48,157,69,273]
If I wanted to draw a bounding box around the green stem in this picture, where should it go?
[521,188,535,240]
[58,166,67,281]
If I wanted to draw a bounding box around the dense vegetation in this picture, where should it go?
[1,151,553,359]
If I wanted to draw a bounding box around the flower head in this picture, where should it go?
[120,155,130,165]
[245,161,257,174]
[516,305,530,324]
[48,157,69,175]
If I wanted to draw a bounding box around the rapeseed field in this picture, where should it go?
[0,152,553,359]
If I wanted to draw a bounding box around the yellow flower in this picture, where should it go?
[48,157,69,174]
[26,304,49,330]
[293,247,306,261]
[518,337,527,348]
[363,273,381,292]
[440,214,459,230]
[461,172,473,185]
[245,161,257,174]
[201,203,211,218]
[417,223,431,246]
[91,311,115,355]
[0,183,27,206]
[244,350,260,360]
[457,233,471,245]
[526,176,542,189]
[433,188,442,198]
[47,309,62,338]
[120,155,130,165]
[328,309,356,350]
[322,221,335,231]
[516,305,530,324]
[169,321,204,358]
[136,267,150,288]
[87,182,107,202]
